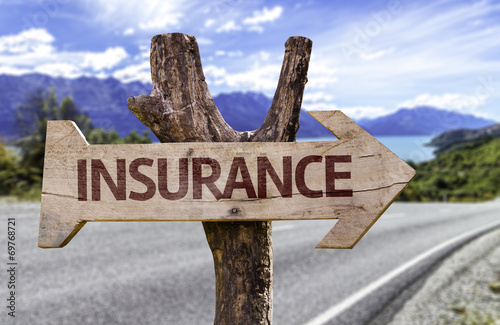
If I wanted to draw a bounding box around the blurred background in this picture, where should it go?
[1,0,499,201]
[0,1,499,324]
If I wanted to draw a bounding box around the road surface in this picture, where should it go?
[1,200,499,324]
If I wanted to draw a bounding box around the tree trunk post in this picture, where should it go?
[128,32,312,325]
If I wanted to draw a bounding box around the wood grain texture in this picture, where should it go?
[127,33,312,144]
[127,33,312,325]
[39,33,414,325]
[39,111,415,249]
[127,33,240,143]
[39,33,313,325]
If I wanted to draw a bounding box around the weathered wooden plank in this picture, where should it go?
[127,34,312,325]
[39,110,415,249]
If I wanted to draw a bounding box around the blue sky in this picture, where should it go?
[0,0,499,121]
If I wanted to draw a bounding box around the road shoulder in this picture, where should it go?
[375,228,500,324]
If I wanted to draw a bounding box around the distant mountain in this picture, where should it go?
[213,92,333,139]
[0,73,151,141]
[428,123,500,155]
[212,91,268,132]
[0,74,496,141]
[358,106,496,136]
[0,74,333,141]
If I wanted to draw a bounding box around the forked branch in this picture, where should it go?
[127,32,312,325]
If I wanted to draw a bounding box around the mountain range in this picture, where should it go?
[0,74,496,141]
[358,106,495,136]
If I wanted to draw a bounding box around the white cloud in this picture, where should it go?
[241,6,283,33]
[247,25,264,33]
[196,37,213,45]
[205,19,216,28]
[226,64,282,90]
[88,0,187,31]
[82,47,128,71]
[205,6,283,34]
[0,28,131,80]
[359,47,394,60]
[0,28,55,54]
[0,66,32,76]
[123,27,135,36]
[302,102,339,112]
[0,29,57,71]
[243,6,283,25]
[204,65,227,81]
[322,1,500,100]
[398,93,487,114]
[258,51,270,61]
[113,61,151,84]
[302,91,337,113]
[307,73,338,90]
[306,56,339,90]
[1,0,498,123]
[215,50,243,57]
[35,63,82,79]
[138,14,183,30]
[289,1,500,123]
[203,45,293,94]
[204,63,281,92]
[303,91,334,104]
[340,106,389,119]
[301,96,389,120]
[216,20,242,33]
[133,44,150,60]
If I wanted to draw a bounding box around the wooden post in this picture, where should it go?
[127,33,312,325]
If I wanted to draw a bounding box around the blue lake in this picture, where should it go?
[297,135,435,163]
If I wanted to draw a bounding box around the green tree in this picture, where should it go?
[0,140,20,195]
[15,88,93,180]
[9,88,152,199]
[86,128,151,145]
[121,130,152,144]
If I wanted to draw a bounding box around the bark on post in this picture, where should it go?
[128,32,312,325]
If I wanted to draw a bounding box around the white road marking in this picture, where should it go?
[304,218,500,325]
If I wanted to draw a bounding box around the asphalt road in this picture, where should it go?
[1,200,499,325]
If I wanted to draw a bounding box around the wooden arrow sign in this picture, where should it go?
[39,110,415,249]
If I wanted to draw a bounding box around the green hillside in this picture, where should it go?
[400,136,500,202]
[428,123,500,155]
